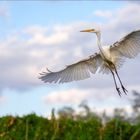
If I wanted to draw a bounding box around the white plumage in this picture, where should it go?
[39,29,140,96]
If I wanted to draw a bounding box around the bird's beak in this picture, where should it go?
[80,28,96,33]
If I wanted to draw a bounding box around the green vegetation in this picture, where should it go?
[0,91,140,140]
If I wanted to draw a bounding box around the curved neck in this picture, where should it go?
[96,32,104,55]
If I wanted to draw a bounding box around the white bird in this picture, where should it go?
[39,28,140,96]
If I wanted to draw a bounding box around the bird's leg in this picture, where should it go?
[114,67,128,95]
[109,69,122,97]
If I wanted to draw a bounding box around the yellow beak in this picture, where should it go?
[80,29,96,33]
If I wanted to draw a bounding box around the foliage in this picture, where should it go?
[0,91,140,139]
[0,113,139,140]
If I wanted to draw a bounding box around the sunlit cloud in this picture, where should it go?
[23,26,70,46]
[42,88,91,104]
[42,86,135,116]
[42,86,131,105]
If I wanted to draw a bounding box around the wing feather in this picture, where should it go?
[109,30,140,69]
[110,30,140,59]
[39,53,103,83]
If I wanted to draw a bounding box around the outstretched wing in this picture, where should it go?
[110,30,140,58]
[39,53,103,83]
[110,30,140,69]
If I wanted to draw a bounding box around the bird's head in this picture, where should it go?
[80,28,100,34]
[80,28,101,39]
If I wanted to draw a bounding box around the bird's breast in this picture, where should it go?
[100,46,116,70]
[101,46,111,60]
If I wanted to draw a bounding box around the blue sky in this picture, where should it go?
[0,1,140,117]
[0,1,124,28]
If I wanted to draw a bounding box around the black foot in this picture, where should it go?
[116,87,122,97]
[121,85,128,95]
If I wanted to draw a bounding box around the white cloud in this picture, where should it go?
[0,22,91,91]
[93,10,112,18]
[22,25,72,46]
[42,87,131,105]
[93,4,140,43]
[42,87,134,116]
[42,88,91,104]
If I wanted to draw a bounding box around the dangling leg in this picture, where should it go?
[114,67,128,95]
[109,68,122,96]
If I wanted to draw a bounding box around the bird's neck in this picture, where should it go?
[96,32,105,56]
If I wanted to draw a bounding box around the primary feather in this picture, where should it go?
[39,53,103,83]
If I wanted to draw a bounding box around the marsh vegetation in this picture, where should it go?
[0,91,140,140]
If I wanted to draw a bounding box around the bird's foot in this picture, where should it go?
[116,87,122,97]
[121,85,128,95]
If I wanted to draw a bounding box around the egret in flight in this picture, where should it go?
[39,28,140,96]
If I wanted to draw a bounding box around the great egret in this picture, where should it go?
[39,28,140,96]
